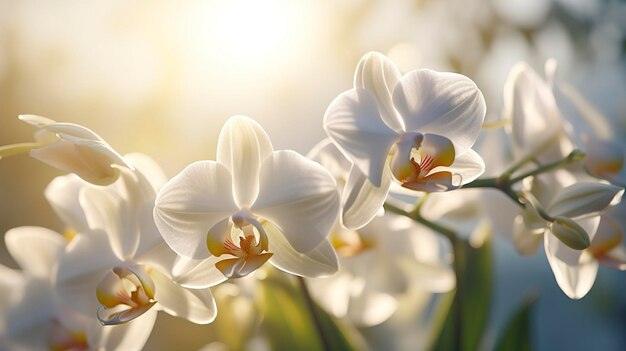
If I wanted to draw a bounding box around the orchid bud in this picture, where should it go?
[549,217,591,250]
[547,182,624,218]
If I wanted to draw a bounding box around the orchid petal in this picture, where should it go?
[512,215,543,256]
[253,150,340,253]
[446,149,485,185]
[154,161,238,259]
[548,182,623,219]
[354,52,404,132]
[97,309,157,351]
[56,233,119,316]
[29,139,120,185]
[503,63,562,157]
[80,186,139,260]
[402,171,455,192]
[324,88,399,187]
[544,232,599,299]
[151,269,217,324]
[392,70,485,155]
[5,278,56,337]
[169,255,228,289]
[5,227,65,277]
[342,165,391,230]
[123,153,168,193]
[44,174,90,233]
[598,246,626,270]
[263,221,338,277]
[306,138,352,183]
[217,116,273,208]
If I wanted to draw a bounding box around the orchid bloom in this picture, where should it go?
[154,116,340,281]
[306,139,454,326]
[0,227,155,351]
[53,153,219,327]
[513,172,624,299]
[0,115,130,185]
[547,63,626,187]
[323,52,486,229]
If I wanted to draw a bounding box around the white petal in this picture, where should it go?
[5,227,65,277]
[544,233,599,299]
[80,186,138,260]
[354,52,405,131]
[306,138,352,182]
[341,165,391,230]
[392,70,485,155]
[154,161,238,259]
[55,232,119,316]
[324,88,399,187]
[124,153,168,193]
[445,149,485,185]
[253,150,340,253]
[31,133,128,186]
[151,269,217,324]
[512,215,543,256]
[171,255,228,288]
[263,221,338,277]
[44,174,90,233]
[217,115,273,208]
[91,309,157,351]
[548,182,624,219]
[503,63,563,157]
[5,278,56,337]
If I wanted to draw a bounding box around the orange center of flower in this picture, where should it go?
[96,265,157,325]
[207,211,273,279]
[390,132,456,192]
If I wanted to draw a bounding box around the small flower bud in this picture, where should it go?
[549,216,591,250]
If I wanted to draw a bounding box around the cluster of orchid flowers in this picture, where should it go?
[0,52,623,350]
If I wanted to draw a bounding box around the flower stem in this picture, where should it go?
[0,142,43,160]
[509,150,586,184]
[461,150,586,207]
[384,201,463,351]
[296,276,332,351]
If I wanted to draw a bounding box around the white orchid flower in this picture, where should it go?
[0,115,131,185]
[514,172,623,299]
[54,153,219,327]
[503,60,576,164]
[547,62,626,187]
[307,140,454,326]
[323,52,486,229]
[0,227,155,351]
[154,116,340,281]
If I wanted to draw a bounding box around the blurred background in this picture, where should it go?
[0,0,625,350]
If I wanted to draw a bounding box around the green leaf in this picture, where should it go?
[494,295,537,351]
[431,224,493,351]
[256,269,359,351]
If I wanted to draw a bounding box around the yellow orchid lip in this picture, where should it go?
[207,211,273,279]
[390,133,457,192]
[96,264,157,326]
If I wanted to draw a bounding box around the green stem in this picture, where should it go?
[0,142,43,159]
[461,150,586,207]
[384,201,463,351]
[509,150,586,184]
[296,276,332,351]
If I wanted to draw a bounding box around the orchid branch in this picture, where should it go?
[461,149,587,206]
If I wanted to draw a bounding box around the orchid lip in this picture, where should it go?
[207,210,273,278]
[95,264,157,326]
[390,132,456,191]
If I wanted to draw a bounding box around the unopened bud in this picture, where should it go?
[549,216,591,250]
